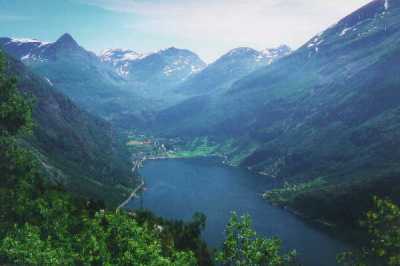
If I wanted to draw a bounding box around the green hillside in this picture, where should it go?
[2,52,134,207]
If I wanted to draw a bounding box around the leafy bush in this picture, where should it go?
[338,197,400,266]
[217,212,297,266]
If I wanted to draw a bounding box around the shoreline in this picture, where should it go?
[117,180,145,210]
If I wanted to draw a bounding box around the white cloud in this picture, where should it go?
[79,0,372,62]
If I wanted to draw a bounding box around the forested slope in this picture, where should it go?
[2,51,133,206]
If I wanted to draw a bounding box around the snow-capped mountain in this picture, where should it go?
[218,45,291,66]
[260,45,292,64]
[102,47,206,82]
[0,33,135,119]
[100,48,145,64]
[0,34,207,113]
[102,47,207,97]
[99,49,146,77]
[176,45,291,95]
[0,33,96,63]
[0,37,49,60]
[158,47,205,77]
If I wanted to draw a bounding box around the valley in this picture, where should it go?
[1,0,400,265]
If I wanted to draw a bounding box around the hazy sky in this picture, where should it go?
[0,0,372,62]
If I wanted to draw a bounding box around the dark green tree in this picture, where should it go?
[0,53,32,137]
[338,197,400,266]
[217,212,297,266]
[0,51,38,233]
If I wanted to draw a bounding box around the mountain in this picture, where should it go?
[0,33,97,66]
[107,47,205,83]
[176,45,291,95]
[99,48,146,77]
[259,45,292,63]
[0,34,209,128]
[102,47,206,98]
[155,0,400,226]
[2,51,134,206]
[0,37,48,59]
[0,33,148,127]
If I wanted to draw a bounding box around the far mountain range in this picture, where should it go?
[0,34,291,126]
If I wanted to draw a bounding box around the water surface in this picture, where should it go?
[127,157,348,266]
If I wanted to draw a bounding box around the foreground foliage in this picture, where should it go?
[339,197,400,266]
[134,210,213,266]
[0,53,199,265]
[217,212,297,266]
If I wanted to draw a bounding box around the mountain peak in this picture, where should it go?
[276,45,292,53]
[159,47,186,55]
[261,45,291,57]
[227,47,258,56]
[216,45,290,65]
[158,47,201,58]
[217,48,259,62]
[55,33,79,48]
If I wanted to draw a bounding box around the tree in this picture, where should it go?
[0,51,38,233]
[338,197,400,266]
[0,53,33,137]
[1,223,73,265]
[217,212,297,266]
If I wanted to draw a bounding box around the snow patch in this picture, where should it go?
[163,56,204,77]
[100,48,146,64]
[44,77,53,86]
[339,26,358,37]
[9,38,49,46]
[11,38,40,43]
[307,34,324,50]
[340,27,351,36]
[20,53,47,63]
[227,47,254,57]
[21,53,32,61]
[117,66,130,77]
[190,65,202,74]
[256,46,291,64]
[308,31,324,48]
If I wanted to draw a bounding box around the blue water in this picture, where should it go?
[126,157,348,266]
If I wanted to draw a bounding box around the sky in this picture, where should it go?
[0,0,372,62]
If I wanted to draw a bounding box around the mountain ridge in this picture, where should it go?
[0,33,153,129]
[174,44,291,96]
